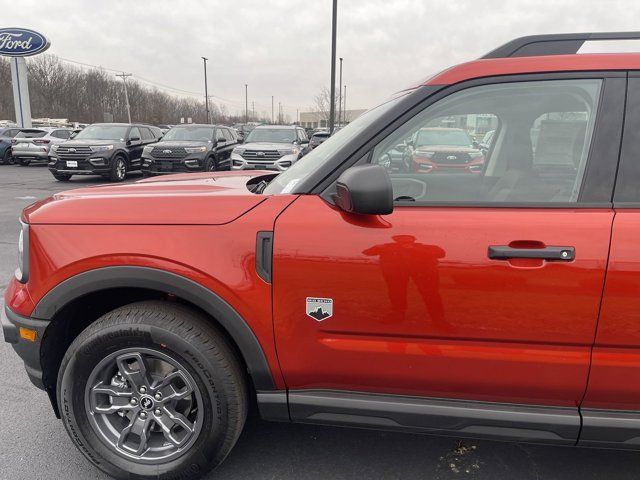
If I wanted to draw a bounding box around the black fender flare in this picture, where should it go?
[33,266,275,390]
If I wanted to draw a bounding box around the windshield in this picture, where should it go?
[415,129,472,147]
[264,90,412,195]
[163,126,214,142]
[74,125,129,141]
[246,128,296,143]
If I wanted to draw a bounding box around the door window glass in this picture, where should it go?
[129,127,141,140]
[371,79,602,204]
[140,127,154,141]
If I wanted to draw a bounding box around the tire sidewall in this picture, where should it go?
[111,155,126,182]
[205,156,217,172]
[59,321,232,479]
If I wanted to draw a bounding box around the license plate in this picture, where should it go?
[66,161,78,168]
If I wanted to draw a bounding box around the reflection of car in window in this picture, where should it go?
[409,127,485,174]
[479,129,495,151]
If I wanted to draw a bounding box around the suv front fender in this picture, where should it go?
[33,265,275,390]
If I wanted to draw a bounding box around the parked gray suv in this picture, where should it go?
[230,125,308,171]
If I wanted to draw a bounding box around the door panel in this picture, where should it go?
[273,196,613,406]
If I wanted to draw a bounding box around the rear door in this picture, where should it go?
[580,73,640,445]
[273,74,624,411]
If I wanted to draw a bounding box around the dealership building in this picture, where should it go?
[299,109,367,129]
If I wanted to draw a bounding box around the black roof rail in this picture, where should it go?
[482,32,640,59]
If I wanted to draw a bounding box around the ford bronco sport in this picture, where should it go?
[5,32,640,479]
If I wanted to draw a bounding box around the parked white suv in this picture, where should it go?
[13,127,73,166]
[230,125,309,171]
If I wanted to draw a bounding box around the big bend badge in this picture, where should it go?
[306,297,333,321]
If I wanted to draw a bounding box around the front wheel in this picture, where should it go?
[18,158,30,166]
[58,301,248,480]
[1,148,12,165]
[204,156,218,172]
[109,155,127,182]
[52,173,72,181]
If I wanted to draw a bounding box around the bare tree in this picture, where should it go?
[0,55,228,125]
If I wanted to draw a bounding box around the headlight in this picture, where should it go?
[90,145,114,152]
[232,147,246,155]
[142,145,153,155]
[468,151,484,159]
[50,144,59,153]
[278,148,299,155]
[184,146,207,153]
[15,220,29,283]
[414,151,435,158]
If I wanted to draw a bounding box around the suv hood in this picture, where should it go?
[241,142,293,151]
[60,139,124,147]
[23,171,272,225]
[149,140,211,148]
[415,145,478,153]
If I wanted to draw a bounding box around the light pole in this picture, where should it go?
[271,96,274,124]
[338,57,343,127]
[343,84,347,124]
[116,72,132,123]
[201,57,210,124]
[245,84,248,124]
[328,0,338,133]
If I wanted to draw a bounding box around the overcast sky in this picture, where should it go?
[5,0,640,119]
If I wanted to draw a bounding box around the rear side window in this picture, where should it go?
[371,79,602,204]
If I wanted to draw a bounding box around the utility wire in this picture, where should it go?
[53,54,302,113]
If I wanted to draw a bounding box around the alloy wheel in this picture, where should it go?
[116,159,126,180]
[84,348,204,464]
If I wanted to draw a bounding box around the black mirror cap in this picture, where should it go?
[335,164,394,215]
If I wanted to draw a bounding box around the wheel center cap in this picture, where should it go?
[140,395,155,410]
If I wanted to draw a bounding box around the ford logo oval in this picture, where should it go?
[0,28,50,57]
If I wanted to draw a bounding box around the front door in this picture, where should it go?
[273,75,622,408]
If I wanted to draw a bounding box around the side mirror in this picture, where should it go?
[217,136,226,143]
[472,140,479,149]
[334,164,393,215]
[128,136,141,143]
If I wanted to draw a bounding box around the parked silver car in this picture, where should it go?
[12,127,73,166]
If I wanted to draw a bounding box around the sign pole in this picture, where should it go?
[10,57,32,128]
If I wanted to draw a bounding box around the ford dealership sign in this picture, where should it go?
[0,28,50,57]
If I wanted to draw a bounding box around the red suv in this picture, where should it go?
[5,32,640,479]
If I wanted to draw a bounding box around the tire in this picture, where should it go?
[18,158,30,166]
[109,155,127,182]
[1,148,12,165]
[57,301,248,480]
[53,173,72,181]
[204,156,218,172]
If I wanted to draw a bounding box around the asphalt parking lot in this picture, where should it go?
[1,165,640,479]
